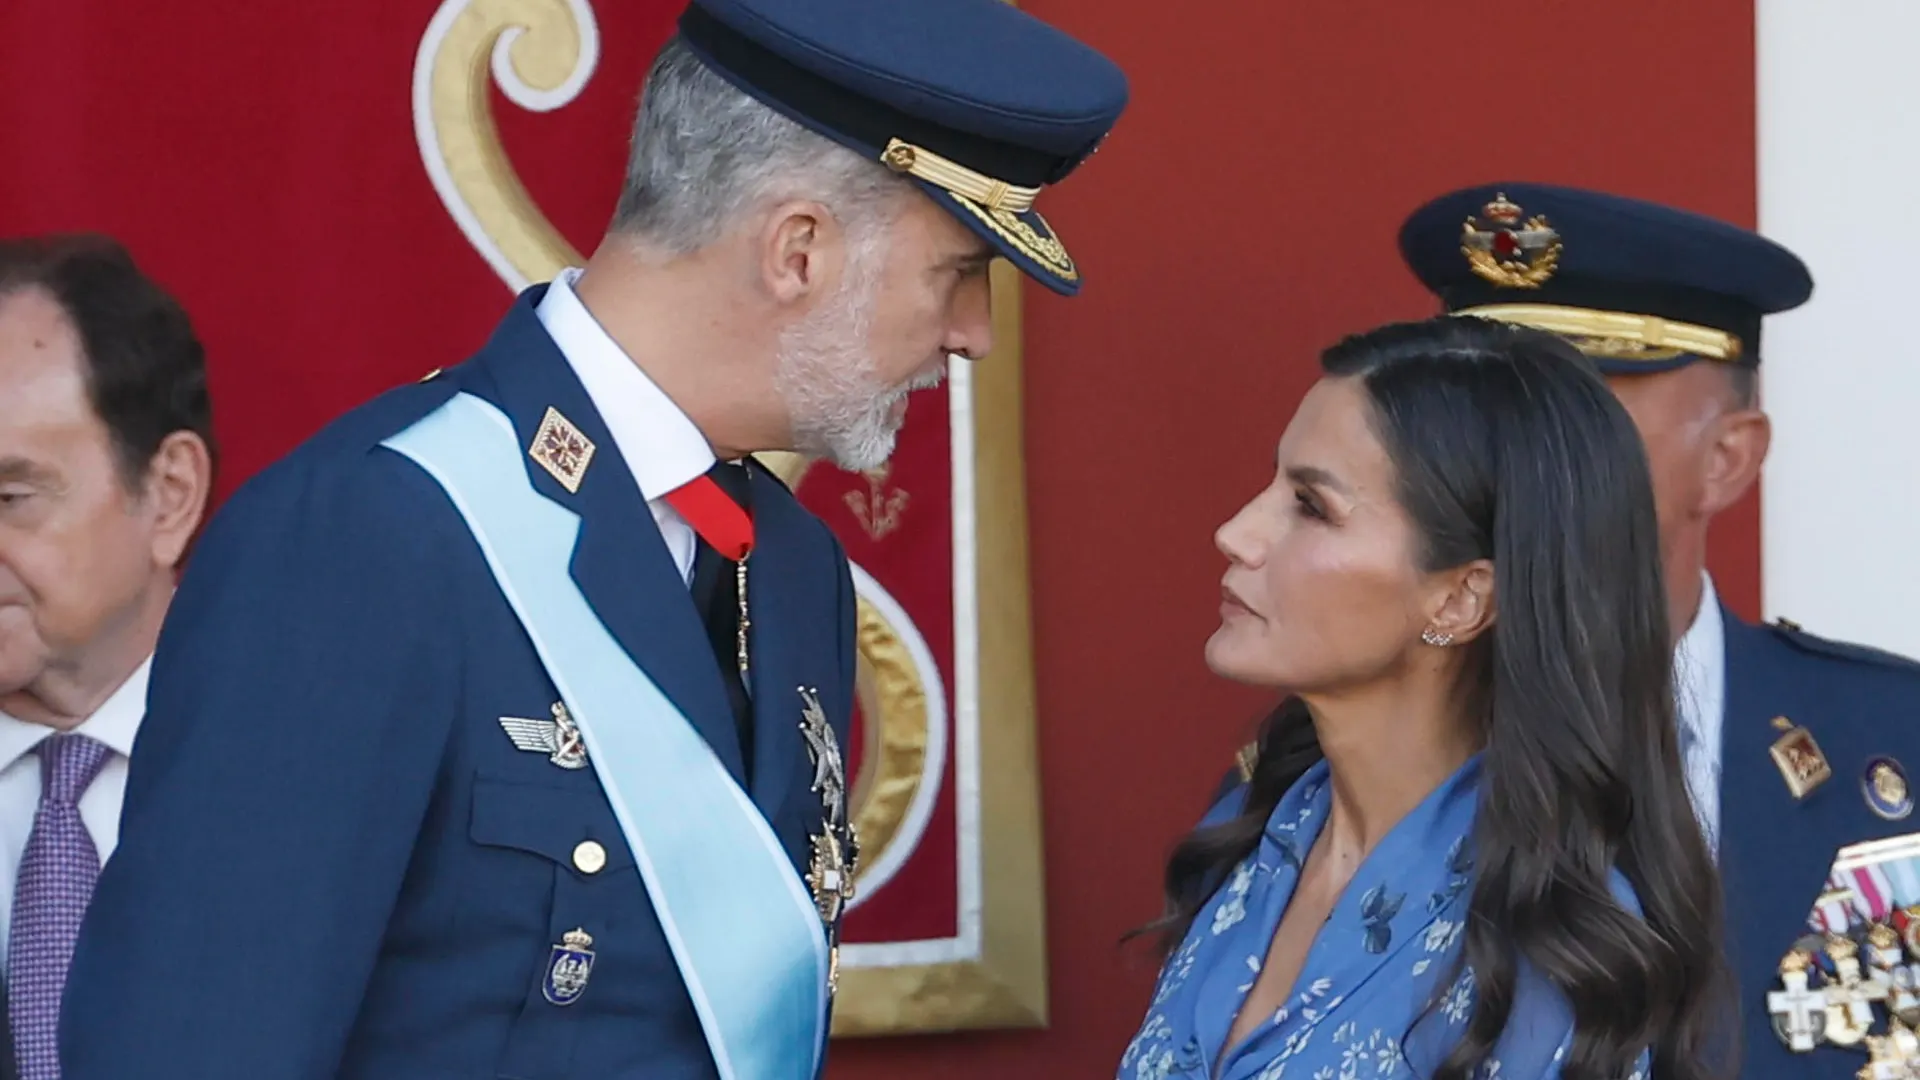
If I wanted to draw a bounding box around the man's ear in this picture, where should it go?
[144,430,213,570]
[758,201,838,305]
[1700,407,1770,517]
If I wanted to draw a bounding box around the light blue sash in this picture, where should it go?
[383,392,827,1080]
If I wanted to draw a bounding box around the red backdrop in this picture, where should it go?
[1,0,1758,1075]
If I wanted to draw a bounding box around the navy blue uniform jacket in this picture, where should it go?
[59,291,856,1079]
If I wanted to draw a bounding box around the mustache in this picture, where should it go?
[907,362,950,392]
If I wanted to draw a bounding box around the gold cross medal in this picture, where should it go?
[543,928,596,1006]
[499,702,589,770]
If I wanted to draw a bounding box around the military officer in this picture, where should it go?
[1394,183,1920,1080]
[58,0,1126,1077]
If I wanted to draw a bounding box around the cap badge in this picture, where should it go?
[1460,193,1562,289]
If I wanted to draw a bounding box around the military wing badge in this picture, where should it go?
[499,701,588,770]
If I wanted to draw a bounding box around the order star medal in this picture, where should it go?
[807,829,852,924]
[799,685,856,992]
[798,686,846,826]
[807,827,855,992]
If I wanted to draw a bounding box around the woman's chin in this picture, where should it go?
[1206,626,1294,689]
[1204,627,1253,681]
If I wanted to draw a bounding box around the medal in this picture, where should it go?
[1865,758,1914,821]
[798,686,846,826]
[798,685,859,994]
[1770,717,1832,800]
[543,928,596,1006]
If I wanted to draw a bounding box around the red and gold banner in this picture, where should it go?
[6,0,1049,1037]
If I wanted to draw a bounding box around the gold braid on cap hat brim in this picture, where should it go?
[880,138,1039,215]
[1455,303,1744,363]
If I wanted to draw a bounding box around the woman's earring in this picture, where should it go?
[1421,627,1454,647]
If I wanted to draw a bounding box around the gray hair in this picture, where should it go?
[611,37,908,255]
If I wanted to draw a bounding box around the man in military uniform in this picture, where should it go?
[1393,183,1920,1080]
[58,0,1125,1076]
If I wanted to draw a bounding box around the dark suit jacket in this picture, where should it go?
[58,291,856,1078]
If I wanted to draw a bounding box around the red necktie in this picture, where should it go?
[663,465,754,561]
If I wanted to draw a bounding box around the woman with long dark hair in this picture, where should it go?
[1118,317,1730,1080]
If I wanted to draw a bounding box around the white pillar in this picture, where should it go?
[1756,0,1920,657]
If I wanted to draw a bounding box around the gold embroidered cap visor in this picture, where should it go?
[899,146,1081,292]
[674,0,1128,297]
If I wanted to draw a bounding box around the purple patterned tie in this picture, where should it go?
[8,734,111,1080]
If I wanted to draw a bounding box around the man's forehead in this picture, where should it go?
[0,300,92,458]
[0,285,75,338]
[0,289,86,389]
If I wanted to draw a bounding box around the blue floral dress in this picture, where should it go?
[1118,757,1650,1080]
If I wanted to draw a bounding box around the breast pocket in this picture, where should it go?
[469,775,636,1079]
[470,774,635,880]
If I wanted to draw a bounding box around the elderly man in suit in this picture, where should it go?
[0,234,215,1080]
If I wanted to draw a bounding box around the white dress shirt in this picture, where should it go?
[1673,571,1727,854]
[0,655,149,973]
[536,266,715,584]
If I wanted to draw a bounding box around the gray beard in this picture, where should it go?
[773,247,943,471]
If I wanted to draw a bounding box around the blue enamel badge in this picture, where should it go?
[1863,757,1914,821]
[543,927,596,1006]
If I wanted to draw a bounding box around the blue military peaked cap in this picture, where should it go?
[676,0,1127,296]
[1397,182,1815,373]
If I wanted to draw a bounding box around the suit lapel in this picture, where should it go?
[1716,609,1845,995]
[473,291,746,785]
[743,464,812,830]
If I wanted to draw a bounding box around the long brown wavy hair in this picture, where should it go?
[1143,317,1733,1080]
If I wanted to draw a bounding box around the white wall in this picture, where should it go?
[1757,0,1920,657]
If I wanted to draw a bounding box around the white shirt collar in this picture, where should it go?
[1674,571,1725,700]
[0,654,150,771]
[536,267,713,501]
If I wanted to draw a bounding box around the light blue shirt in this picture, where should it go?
[1119,757,1649,1080]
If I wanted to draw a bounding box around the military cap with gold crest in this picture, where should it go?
[675,0,1127,295]
[1395,182,1814,374]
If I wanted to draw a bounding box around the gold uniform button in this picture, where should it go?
[572,840,607,874]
